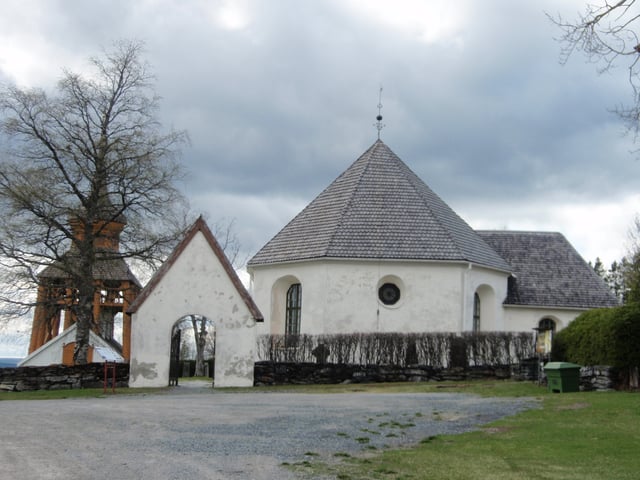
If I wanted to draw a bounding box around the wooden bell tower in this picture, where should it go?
[27,202,141,364]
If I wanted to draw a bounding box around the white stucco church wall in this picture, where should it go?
[463,265,510,332]
[502,306,579,333]
[129,218,262,388]
[251,260,510,336]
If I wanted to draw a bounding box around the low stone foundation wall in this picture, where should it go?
[1,362,620,391]
[254,361,622,390]
[0,363,129,391]
[254,361,512,386]
[579,366,617,391]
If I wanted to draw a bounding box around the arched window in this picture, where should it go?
[538,317,556,332]
[473,293,481,332]
[285,283,302,336]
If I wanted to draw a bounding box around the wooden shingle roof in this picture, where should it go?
[248,140,511,271]
[39,253,142,288]
[477,231,619,309]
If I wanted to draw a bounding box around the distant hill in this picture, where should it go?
[0,358,22,368]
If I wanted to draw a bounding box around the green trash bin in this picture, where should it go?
[544,362,581,393]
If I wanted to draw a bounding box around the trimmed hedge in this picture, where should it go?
[553,303,640,370]
[257,332,535,368]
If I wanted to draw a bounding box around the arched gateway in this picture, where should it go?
[128,217,263,388]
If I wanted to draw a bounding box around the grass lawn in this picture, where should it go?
[0,376,206,400]
[0,387,164,400]
[284,382,640,480]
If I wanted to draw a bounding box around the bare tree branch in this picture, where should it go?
[0,40,191,362]
[549,1,640,137]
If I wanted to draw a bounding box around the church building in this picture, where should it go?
[247,140,617,337]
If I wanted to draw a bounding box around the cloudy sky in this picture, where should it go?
[1,1,639,354]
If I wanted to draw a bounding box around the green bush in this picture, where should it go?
[553,303,640,369]
[609,304,640,368]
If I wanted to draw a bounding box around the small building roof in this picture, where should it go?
[248,140,511,272]
[39,254,142,289]
[477,231,619,309]
[18,324,125,367]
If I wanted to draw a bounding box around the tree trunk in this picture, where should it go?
[73,233,96,365]
[191,316,207,377]
[629,366,639,389]
[74,313,91,365]
[73,281,95,365]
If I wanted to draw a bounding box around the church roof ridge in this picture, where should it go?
[248,141,511,271]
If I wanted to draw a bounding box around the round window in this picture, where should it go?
[378,283,401,305]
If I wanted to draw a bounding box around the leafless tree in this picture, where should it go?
[190,315,209,377]
[549,1,640,136]
[0,40,189,364]
[179,334,194,362]
[176,314,213,377]
[210,217,246,268]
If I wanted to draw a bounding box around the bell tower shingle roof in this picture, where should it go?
[248,140,511,271]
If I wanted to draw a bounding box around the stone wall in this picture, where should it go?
[579,366,617,391]
[254,361,512,386]
[0,363,129,391]
[254,361,622,391]
[0,361,621,391]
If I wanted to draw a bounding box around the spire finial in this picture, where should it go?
[375,85,385,140]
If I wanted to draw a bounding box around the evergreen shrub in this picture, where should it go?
[553,303,640,369]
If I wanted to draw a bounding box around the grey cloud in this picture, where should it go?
[0,0,635,264]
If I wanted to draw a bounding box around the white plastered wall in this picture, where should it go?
[463,265,510,332]
[130,231,258,388]
[502,305,585,332]
[250,259,510,335]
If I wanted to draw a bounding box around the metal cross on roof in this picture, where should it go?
[375,85,385,139]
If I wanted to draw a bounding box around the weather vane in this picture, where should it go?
[375,85,385,140]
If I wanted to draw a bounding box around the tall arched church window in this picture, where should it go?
[538,317,556,332]
[285,283,302,336]
[473,293,481,332]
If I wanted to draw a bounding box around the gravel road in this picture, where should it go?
[1,384,537,479]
